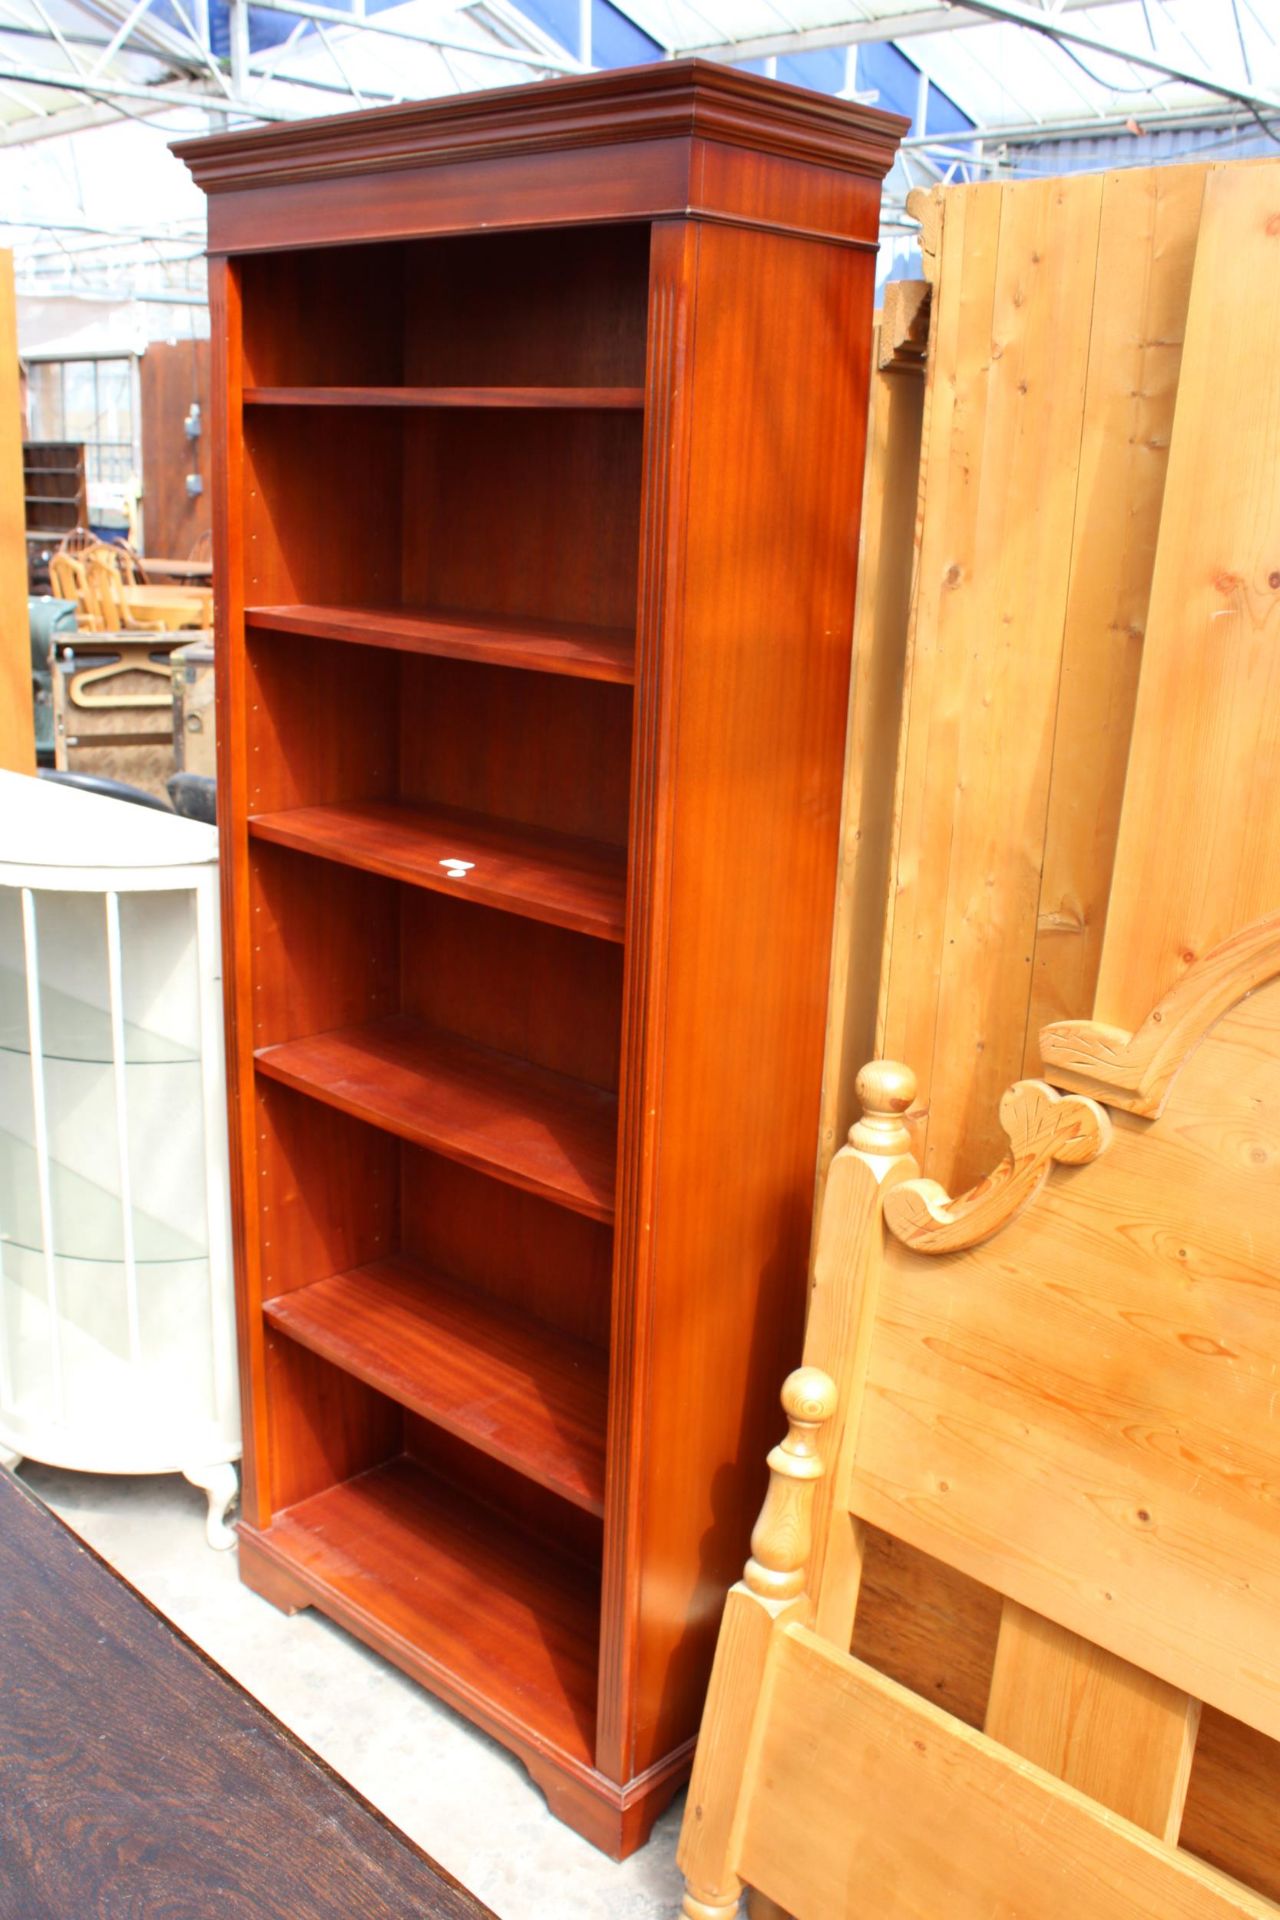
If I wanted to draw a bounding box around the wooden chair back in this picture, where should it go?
[680,913,1280,1918]
[48,551,101,630]
[105,539,148,586]
[85,550,164,634]
[53,525,97,557]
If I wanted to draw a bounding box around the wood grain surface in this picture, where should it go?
[855,981,1280,1742]
[985,1600,1201,1841]
[252,1452,602,1766]
[140,337,212,559]
[879,166,1208,1192]
[243,384,646,409]
[1094,160,1280,1034]
[249,798,627,941]
[245,602,635,682]
[187,62,900,1851]
[739,1629,1274,1920]
[0,1468,492,1920]
[255,1016,619,1221]
[264,1255,608,1512]
[0,251,33,772]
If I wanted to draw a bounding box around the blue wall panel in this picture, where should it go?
[855,39,970,137]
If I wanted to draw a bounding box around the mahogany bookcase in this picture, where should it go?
[178,63,903,1856]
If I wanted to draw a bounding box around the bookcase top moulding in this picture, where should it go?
[175,59,908,254]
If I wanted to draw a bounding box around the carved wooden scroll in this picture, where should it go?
[882,1077,1111,1255]
[1040,909,1280,1116]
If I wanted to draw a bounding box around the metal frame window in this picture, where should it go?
[27,355,138,491]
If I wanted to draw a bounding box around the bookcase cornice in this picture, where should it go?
[176,58,907,196]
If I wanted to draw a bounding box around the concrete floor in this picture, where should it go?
[18,1461,689,1920]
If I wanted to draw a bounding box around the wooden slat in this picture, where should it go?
[264,1255,609,1514]
[249,800,627,942]
[140,340,212,558]
[245,603,635,683]
[853,980,1280,1743]
[1025,164,1207,1057]
[816,317,925,1190]
[985,1601,1201,1841]
[739,1629,1277,1920]
[850,1525,1001,1732]
[1184,1709,1280,1907]
[878,168,1211,1192]
[254,1016,618,1222]
[0,252,32,774]
[1093,160,1280,1035]
[877,181,1004,1172]
[914,174,1103,1184]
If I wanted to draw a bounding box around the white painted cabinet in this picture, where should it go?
[0,772,239,1544]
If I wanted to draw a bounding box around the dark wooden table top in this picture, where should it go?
[140,556,214,582]
[0,1469,495,1920]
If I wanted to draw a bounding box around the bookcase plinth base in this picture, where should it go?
[237,1521,690,1858]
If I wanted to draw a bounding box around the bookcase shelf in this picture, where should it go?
[255,1016,618,1222]
[264,1255,608,1513]
[243,385,646,410]
[248,799,627,941]
[182,60,901,1857]
[244,604,635,682]
[252,1454,601,1767]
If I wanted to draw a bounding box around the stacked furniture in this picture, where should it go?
[179,62,902,1852]
[24,443,87,590]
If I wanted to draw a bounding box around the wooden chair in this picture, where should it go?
[187,528,212,564]
[53,525,97,558]
[679,912,1280,1919]
[86,549,167,634]
[104,538,148,586]
[48,552,102,631]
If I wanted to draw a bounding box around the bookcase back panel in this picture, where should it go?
[400,1152,612,1348]
[398,655,632,849]
[256,1082,399,1301]
[254,1080,611,1349]
[243,632,397,814]
[244,407,403,605]
[243,405,642,638]
[249,841,400,1045]
[402,225,650,387]
[248,842,621,1090]
[239,224,650,388]
[240,244,407,386]
[400,890,623,1091]
[265,1331,402,1510]
[243,630,631,850]
[406,1417,605,1574]
[400,410,642,631]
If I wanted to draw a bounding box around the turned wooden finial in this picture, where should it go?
[744,1368,838,1604]
[849,1059,916,1158]
[681,1894,741,1919]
